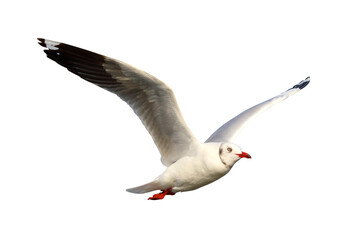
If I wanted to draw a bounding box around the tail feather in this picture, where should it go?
[126,180,161,194]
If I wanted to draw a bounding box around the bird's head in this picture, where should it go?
[219,143,251,167]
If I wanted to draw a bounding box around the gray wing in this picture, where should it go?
[38,38,199,166]
[206,77,310,143]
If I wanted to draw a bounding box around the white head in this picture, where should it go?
[219,143,251,168]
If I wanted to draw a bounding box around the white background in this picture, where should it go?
[1,0,359,239]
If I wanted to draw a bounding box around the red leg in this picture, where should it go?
[148,188,175,200]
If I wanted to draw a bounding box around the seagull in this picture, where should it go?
[38,38,310,200]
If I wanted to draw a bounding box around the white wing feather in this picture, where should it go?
[206,77,310,143]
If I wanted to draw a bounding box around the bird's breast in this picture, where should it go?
[160,143,230,192]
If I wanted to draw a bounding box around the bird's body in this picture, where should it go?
[164,143,226,192]
[138,142,228,193]
[38,38,310,200]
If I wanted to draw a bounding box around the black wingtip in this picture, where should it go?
[289,76,310,90]
[298,76,310,89]
[37,38,46,47]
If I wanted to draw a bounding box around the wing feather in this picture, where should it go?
[206,77,310,143]
[38,38,199,166]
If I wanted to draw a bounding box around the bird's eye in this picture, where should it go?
[227,147,232,152]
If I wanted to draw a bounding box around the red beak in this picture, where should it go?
[236,152,252,159]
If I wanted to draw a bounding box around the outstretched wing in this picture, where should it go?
[38,38,199,166]
[206,77,310,143]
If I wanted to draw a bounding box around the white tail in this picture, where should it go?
[126,180,161,194]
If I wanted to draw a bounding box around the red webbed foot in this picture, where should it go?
[148,188,175,200]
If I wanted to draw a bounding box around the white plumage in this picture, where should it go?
[38,38,309,200]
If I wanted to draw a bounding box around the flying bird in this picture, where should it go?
[38,38,310,200]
